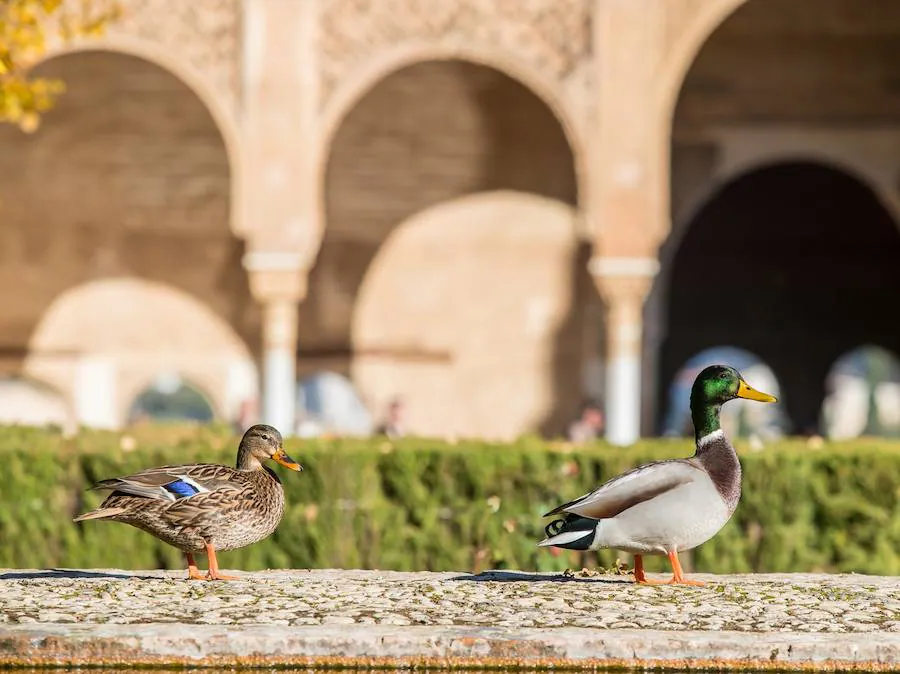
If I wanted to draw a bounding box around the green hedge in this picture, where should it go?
[1,425,898,575]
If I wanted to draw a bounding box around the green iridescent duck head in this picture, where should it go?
[690,364,777,442]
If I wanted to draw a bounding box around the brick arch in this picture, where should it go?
[26,278,258,429]
[40,42,243,236]
[124,373,219,424]
[657,160,900,433]
[669,153,900,269]
[656,0,747,130]
[351,191,588,440]
[0,374,76,432]
[319,45,587,218]
[664,0,900,206]
[304,56,581,383]
[0,48,259,367]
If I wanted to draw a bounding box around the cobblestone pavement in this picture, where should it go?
[1,569,898,670]
[1,568,898,632]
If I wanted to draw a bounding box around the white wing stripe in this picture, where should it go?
[176,475,211,493]
[537,529,595,547]
[157,487,177,501]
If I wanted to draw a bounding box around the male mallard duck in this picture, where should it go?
[73,424,301,581]
[538,365,776,585]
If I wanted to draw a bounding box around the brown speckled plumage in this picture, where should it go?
[88,463,287,553]
[74,424,302,579]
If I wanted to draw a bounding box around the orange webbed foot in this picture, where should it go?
[206,571,240,581]
[185,553,207,581]
[634,552,707,586]
[637,576,706,586]
[203,543,240,581]
[662,551,706,586]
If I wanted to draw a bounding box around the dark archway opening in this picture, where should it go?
[659,161,900,434]
[129,375,215,424]
[821,345,900,439]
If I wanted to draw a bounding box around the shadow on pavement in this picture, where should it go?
[0,568,161,581]
[450,570,632,584]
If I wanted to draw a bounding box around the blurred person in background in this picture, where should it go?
[376,397,406,439]
[567,399,604,444]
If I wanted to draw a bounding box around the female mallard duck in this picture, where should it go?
[73,424,301,581]
[538,365,776,585]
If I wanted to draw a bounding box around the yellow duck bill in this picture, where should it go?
[272,449,303,471]
[737,379,777,403]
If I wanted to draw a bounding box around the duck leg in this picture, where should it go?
[668,551,705,586]
[185,552,206,581]
[633,554,648,583]
[204,542,240,581]
[633,552,705,586]
[635,554,676,585]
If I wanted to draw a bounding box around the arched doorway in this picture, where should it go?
[0,50,256,428]
[671,0,900,134]
[660,0,900,434]
[28,278,257,429]
[659,162,900,433]
[821,345,900,439]
[0,376,71,430]
[128,374,216,425]
[353,192,586,440]
[309,59,593,439]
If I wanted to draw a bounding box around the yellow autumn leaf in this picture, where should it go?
[0,0,120,130]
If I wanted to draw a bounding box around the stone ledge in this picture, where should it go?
[2,624,898,671]
[0,569,898,670]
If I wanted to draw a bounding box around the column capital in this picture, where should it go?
[588,256,658,305]
[588,256,659,278]
[243,251,309,303]
[591,256,655,444]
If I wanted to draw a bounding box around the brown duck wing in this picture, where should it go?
[176,464,243,491]
[92,464,240,502]
[162,483,250,526]
[543,459,703,520]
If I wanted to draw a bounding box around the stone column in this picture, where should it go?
[74,354,118,430]
[241,0,320,249]
[246,253,309,436]
[589,257,658,446]
[240,0,322,435]
[587,0,670,443]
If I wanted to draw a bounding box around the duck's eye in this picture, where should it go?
[261,434,270,442]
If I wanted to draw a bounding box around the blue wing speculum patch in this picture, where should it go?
[163,479,202,499]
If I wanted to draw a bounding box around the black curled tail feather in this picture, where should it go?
[543,511,587,538]
[544,517,567,539]
[538,513,598,550]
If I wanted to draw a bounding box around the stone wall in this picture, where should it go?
[4,0,900,437]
